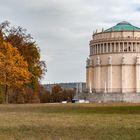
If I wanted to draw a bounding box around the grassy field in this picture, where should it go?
[0,103,140,140]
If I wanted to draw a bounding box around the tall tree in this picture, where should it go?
[0,21,47,103]
[0,21,46,91]
[0,38,30,103]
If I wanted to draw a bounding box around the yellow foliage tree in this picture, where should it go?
[0,39,31,103]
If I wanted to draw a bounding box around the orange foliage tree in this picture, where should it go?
[0,38,31,103]
[0,21,47,102]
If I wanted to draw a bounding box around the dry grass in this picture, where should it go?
[0,103,139,140]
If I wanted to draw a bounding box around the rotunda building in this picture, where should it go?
[86,21,140,102]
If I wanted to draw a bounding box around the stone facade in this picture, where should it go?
[86,21,140,102]
[88,92,140,103]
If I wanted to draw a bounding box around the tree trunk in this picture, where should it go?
[5,85,8,104]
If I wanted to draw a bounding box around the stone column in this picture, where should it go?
[121,56,126,93]
[101,44,103,53]
[95,45,97,54]
[107,56,112,92]
[127,42,128,52]
[99,44,101,54]
[136,56,140,93]
[131,42,133,52]
[97,44,99,54]
[122,42,124,52]
[134,42,136,52]
[106,43,108,53]
[114,42,116,52]
[103,43,104,53]
[97,45,98,54]
[110,43,112,52]
[118,42,120,52]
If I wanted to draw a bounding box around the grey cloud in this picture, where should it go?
[0,0,139,83]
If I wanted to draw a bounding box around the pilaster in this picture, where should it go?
[88,58,94,92]
[107,56,112,92]
[121,56,127,93]
[136,56,140,93]
[86,58,90,89]
[86,67,89,89]
[95,56,101,92]
[110,43,112,52]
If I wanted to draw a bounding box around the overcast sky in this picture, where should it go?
[0,0,140,84]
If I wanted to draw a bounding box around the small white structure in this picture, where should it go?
[62,101,67,104]
[76,99,89,103]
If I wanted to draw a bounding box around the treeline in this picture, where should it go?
[0,84,75,103]
[0,21,46,103]
[0,21,75,104]
[39,85,76,103]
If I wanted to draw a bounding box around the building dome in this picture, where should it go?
[104,21,140,32]
[86,21,140,103]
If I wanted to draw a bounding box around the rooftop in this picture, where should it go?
[104,21,140,32]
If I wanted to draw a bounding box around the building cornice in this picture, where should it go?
[90,37,140,45]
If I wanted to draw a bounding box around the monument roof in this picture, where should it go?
[104,21,140,32]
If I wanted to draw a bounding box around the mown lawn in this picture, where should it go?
[0,103,140,140]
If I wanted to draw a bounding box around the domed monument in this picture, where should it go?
[86,21,140,102]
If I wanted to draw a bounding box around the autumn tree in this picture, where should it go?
[0,38,30,103]
[51,85,63,102]
[0,21,47,103]
[39,85,51,103]
[50,85,76,103]
[0,21,46,95]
